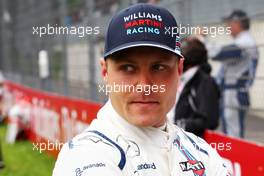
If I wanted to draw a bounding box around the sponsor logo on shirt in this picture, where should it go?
[179,160,205,175]
[137,162,156,170]
[75,162,106,176]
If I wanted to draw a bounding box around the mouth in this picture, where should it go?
[129,100,160,107]
[130,101,159,104]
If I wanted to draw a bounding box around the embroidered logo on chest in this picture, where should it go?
[179,160,205,175]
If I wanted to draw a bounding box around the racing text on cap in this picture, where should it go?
[124,12,163,35]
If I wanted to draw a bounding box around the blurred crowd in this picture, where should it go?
[168,9,258,139]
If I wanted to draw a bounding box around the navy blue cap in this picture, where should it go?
[104,3,182,59]
[223,10,248,21]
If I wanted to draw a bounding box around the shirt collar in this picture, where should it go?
[96,100,179,148]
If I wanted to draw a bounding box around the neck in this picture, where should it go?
[153,117,167,128]
[157,122,167,132]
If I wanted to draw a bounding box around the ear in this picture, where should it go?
[178,57,184,76]
[100,58,107,78]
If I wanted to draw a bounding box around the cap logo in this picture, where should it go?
[123,12,162,22]
[123,12,163,36]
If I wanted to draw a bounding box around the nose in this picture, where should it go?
[137,70,153,85]
[135,71,153,95]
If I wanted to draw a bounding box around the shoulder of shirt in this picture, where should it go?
[53,127,121,172]
[176,126,207,145]
[235,31,256,47]
[173,125,219,156]
[171,125,229,174]
[56,124,122,163]
[53,128,123,176]
[65,128,118,152]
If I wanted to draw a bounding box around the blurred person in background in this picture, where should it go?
[200,10,259,138]
[6,95,31,144]
[167,38,220,138]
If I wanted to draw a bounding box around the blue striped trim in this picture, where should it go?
[213,44,243,61]
[68,139,74,149]
[224,69,250,89]
[88,130,126,170]
[174,138,195,160]
[248,58,258,86]
[183,133,209,156]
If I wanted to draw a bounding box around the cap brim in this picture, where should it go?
[222,14,241,22]
[104,41,183,59]
[222,14,233,22]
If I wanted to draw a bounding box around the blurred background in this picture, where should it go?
[1,0,263,137]
[0,0,264,175]
[0,0,263,103]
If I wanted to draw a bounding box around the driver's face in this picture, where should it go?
[101,47,183,128]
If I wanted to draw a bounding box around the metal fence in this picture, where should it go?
[0,0,264,115]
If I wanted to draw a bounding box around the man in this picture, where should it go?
[202,10,259,138]
[168,38,220,137]
[53,3,230,176]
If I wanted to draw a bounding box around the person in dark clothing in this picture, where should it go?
[169,38,220,137]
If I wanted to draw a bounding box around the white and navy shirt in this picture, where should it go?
[208,31,259,89]
[53,100,230,176]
